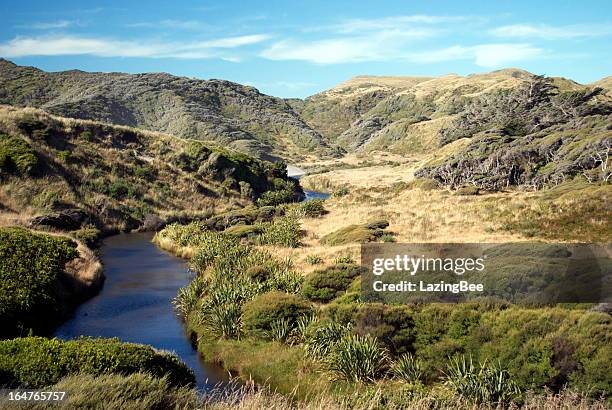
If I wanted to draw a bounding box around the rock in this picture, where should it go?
[366,220,390,230]
[29,209,88,230]
[142,214,164,231]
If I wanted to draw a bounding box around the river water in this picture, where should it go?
[54,232,230,391]
[54,168,329,391]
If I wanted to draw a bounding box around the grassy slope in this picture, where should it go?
[0,59,333,161]
[0,105,300,232]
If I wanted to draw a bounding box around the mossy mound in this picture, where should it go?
[320,220,390,246]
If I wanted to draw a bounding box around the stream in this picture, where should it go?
[54,232,230,391]
[54,167,329,391]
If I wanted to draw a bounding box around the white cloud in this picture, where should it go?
[490,24,612,40]
[262,34,543,67]
[19,20,77,30]
[411,43,543,67]
[332,15,469,33]
[0,34,271,59]
[125,20,204,30]
[261,29,433,64]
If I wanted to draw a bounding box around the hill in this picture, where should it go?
[0,59,333,161]
[298,69,610,156]
[0,105,302,233]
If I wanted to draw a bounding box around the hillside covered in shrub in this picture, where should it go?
[0,59,334,161]
[0,105,303,233]
[157,205,611,407]
[0,227,81,338]
[0,336,195,388]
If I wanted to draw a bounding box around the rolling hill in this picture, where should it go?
[0,59,334,161]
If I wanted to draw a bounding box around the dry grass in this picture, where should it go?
[202,383,608,410]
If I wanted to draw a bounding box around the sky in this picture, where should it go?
[1,0,611,98]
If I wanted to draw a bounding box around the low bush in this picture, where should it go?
[30,372,198,410]
[305,255,323,265]
[0,134,38,176]
[304,321,352,359]
[391,353,424,383]
[255,216,302,247]
[298,199,327,218]
[242,291,313,337]
[320,220,389,246]
[257,178,301,206]
[0,227,78,337]
[324,334,388,383]
[333,186,350,197]
[70,224,101,247]
[443,355,520,405]
[302,264,361,302]
[0,337,195,388]
[223,224,263,239]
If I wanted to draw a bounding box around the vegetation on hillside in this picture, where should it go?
[0,336,195,388]
[0,227,79,338]
[0,105,303,232]
[417,76,611,190]
[0,59,333,160]
[157,206,610,407]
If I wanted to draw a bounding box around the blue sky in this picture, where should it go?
[1,0,610,98]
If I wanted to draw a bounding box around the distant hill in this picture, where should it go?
[0,105,302,232]
[297,69,611,156]
[0,59,334,161]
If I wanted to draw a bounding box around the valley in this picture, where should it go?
[0,60,610,409]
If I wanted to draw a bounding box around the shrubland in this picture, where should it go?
[0,337,195,388]
[0,105,303,233]
[0,227,79,337]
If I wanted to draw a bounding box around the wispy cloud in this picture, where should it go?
[18,20,79,30]
[125,20,205,30]
[329,15,471,33]
[262,36,543,67]
[261,29,434,64]
[0,34,271,59]
[412,43,544,67]
[490,24,612,40]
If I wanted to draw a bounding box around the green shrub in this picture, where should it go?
[334,255,355,264]
[70,224,101,247]
[324,334,389,383]
[0,227,78,338]
[304,321,352,359]
[57,150,72,163]
[0,337,195,388]
[320,220,389,246]
[305,255,323,265]
[223,224,263,239]
[302,264,361,302]
[107,178,139,199]
[255,216,302,247]
[0,134,38,176]
[333,186,350,197]
[242,291,313,337]
[443,355,520,405]
[256,178,301,206]
[391,353,424,383]
[173,275,207,319]
[298,199,327,218]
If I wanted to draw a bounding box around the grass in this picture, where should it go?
[0,105,300,233]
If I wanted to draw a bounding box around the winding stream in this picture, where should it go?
[54,232,230,391]
[54,166,329,391]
